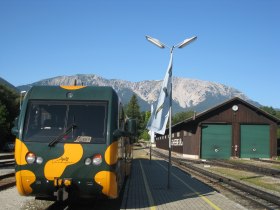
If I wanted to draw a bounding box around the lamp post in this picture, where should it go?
[146,35,197,189]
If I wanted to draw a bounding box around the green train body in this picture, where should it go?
[13,85,136,201]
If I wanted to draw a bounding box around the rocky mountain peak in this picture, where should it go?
[17,74,258,113]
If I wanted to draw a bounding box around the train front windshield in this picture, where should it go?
[23,100,108,144]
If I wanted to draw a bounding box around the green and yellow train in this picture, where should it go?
[12,85,136,201]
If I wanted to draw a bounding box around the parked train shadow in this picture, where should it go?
[46,197,122,210]
[46,201,67,210]
[46,179,127,210]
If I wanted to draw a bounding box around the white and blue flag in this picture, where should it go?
[147,52,173,135]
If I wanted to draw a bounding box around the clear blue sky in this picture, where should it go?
[0,0,279,108]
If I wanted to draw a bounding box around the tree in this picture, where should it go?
[260,106,277,116]
[0,104,8,130]
[143,110,151,126]
[0,84,19,148]
[172,111,195,125]
[139,111,151,141]
[125,94,141,119]
[125,94,142,138]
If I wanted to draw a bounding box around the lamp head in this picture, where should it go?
[176,36,197,49]
[145,35,165,49]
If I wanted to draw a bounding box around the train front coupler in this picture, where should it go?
[53,178,72,201]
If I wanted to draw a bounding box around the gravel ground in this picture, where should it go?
[0,187,33,209]
[0,187,54,210]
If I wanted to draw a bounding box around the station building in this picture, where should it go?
[155,97,280,159]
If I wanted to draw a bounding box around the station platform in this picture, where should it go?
[121,147,246,210]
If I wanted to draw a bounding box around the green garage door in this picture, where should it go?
[240,125,270,158]
[201,124,232,159]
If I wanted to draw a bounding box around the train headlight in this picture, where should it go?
[92,154,102,166]
[36,156,43,164]
[26,152,36,164]
[85,157,92,166]
[84,154,103,166]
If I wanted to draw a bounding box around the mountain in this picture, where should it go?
[17,74,260,113]
[0,77,19,93]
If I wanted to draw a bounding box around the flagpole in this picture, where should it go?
[149,104,154,163]
[167,48,173,189]
[168,101,172,188]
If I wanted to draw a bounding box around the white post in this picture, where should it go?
[167,93,172,189]
[167,48,174,189]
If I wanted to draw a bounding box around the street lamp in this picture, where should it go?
[146,35,197,189]
[146,35,197,51]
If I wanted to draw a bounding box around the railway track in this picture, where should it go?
[205,159,280,178]
[251,158,280,165]
[0,154,14,160]
[172,155,280,178]
[0,154,15,191]
[150,148,280,210]
[0,173,15,191]
[0,160,15,168]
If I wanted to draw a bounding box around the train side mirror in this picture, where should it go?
[126,119,137,136]
[12,126,19,136]
[113,129,124,139]
[113,119,137,139]
[11,117,19,136]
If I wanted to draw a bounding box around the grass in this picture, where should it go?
[207,167,280,193]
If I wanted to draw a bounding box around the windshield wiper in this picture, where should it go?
[48,124,77,147]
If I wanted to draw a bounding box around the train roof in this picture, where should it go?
[25,85,119,101]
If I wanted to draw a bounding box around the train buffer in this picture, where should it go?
[121,148,245,210]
